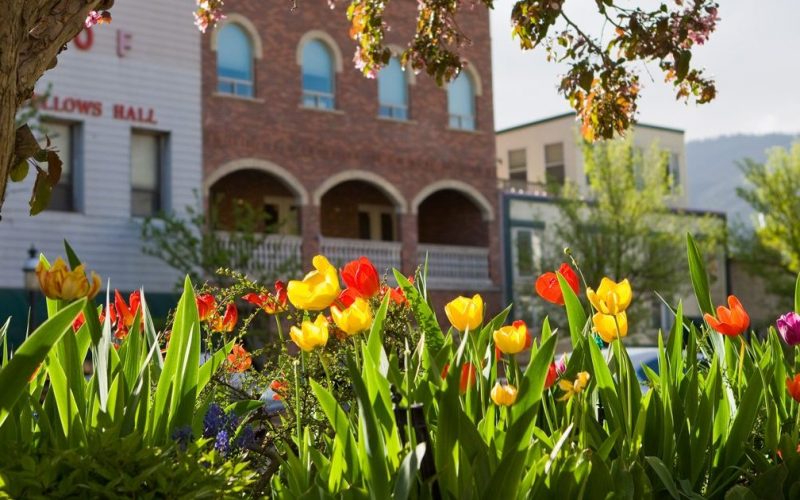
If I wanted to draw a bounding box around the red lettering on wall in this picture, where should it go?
[113,104,157,124]
[73,28,93,51]
[41,95,103,117]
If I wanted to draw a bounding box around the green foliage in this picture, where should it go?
[732,141,800,311]
[548,135,725,326]
[340,0,719,141]
[0,434,255,499]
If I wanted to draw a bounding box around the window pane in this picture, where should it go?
[514,230,534,277]
[358,212,371,240]
[544,143,564,164]
[670,152,680,186]
[217,24,253,82]
[131,133,158,190]
[380,213,394,241]
[131,190,158,218]
[302,40,334,93]
[447,72,475,130]
[546,165,565,186]
[508,149,526,170]
[378,57,407,111]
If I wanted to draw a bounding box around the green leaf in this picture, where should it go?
[676,50,691,81]
[557,272,588,347]
[794,272,800,314]
[393,443,426,500]
[198,340,234,392]
[10,159,29,182]
[225,400,263,418]
[722,368,763,468]
[646,456,680,499]
[0,299,85,427]
[686,233,714,317]
[29,168,53,215]
[46,150,62,184]
[310,379,359,482]
[393,270,444,356]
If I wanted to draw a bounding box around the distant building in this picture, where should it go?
[201,3,501,309]
[495,113,727,340]
[496,112,688,208]
[0,0,201,339]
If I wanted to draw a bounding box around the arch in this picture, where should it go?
[458,60,482,96]
[295,30,344,72]
[412,180,494,221]
[385,44,416,86]
[312,170,408,213]
[210,14,263,59]
[204,158,309,205]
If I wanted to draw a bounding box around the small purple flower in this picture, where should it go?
[235,425,256,450]
[172,426,193,450]
[777,312,800,346]
[203,403,225,438]
[215,429,230,455]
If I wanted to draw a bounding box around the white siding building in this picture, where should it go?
[0,0,201,334]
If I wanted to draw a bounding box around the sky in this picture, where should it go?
[490,0,800,141]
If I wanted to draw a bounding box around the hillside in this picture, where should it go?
[686,133,798,226]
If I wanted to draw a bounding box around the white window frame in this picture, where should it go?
[357,203,396,241]
[263,195,299,235]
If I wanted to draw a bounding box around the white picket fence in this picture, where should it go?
[319,237,402,275]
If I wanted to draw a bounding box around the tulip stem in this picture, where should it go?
[318,350,332,391]
[274,315,286,353]
[468,331,486,418]
[293,359,302,449]
[352,336,361,371]
[737,336,746,399]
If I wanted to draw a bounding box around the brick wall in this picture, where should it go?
[202,1,501,300]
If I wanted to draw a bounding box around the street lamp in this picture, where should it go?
[22,245,39,330]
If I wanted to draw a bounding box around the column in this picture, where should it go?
[300,204,320,268]
[400,212,418,276]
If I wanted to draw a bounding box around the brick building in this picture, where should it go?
[202,3,501,308]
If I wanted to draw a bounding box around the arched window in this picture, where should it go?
[217,24,254,97]
[378,57,408,120]
[447,71,476,130]
[301,40,335,109]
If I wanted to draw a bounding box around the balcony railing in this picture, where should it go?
[320,237,402,275]
[215,233,302,280]
[497,179,554,197]
[417,244,492,289]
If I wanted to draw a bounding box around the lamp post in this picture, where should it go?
[22,245,39,330]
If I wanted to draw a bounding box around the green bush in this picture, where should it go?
[0,433,255,499]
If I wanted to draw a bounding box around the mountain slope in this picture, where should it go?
[686,133,798,226]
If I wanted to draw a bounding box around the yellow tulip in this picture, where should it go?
[490,382,518,406]
[444,294,483,332]
[558,371,591,401]
[586,278,632,315]
[289,314,329,352]
[36,257,101,301]
[287,255,341,311]
[592,312,628,343]
[493,322,528,355]
[331,297,373,336]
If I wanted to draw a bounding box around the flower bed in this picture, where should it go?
[1,236,799,498]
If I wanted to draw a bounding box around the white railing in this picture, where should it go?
[216,233,302,280]
[417,244,492,288]
[320,237,402,275]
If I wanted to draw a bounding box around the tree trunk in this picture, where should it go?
[0,0,109,218]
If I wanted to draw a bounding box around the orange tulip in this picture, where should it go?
[704,295,750,336]
[243,281,288,315]
[227,344,252,373]
[36,257,101,301]
[535,263,580,306]
[196,293,217,321]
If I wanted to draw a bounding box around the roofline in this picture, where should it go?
[496,112,685,136]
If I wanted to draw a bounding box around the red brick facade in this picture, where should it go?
[201,2,502,311]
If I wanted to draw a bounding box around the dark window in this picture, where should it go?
[380,213,394,241]
[358,211,371,240]
[544,143,565,186]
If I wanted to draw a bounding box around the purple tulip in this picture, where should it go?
[777,312,800,346]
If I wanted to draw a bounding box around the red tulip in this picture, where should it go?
[212,303,238,333]
[341,257,381,298]
[704,295,750,336]
[545,363,558,389]
[788,374,800,403]
[72,312,85,332]
[243,281,288,315]
[338,287,360,308]
[441,362,478,394]
[112,290,141,339]
[535,263,580,305]
[196,293,217,322]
